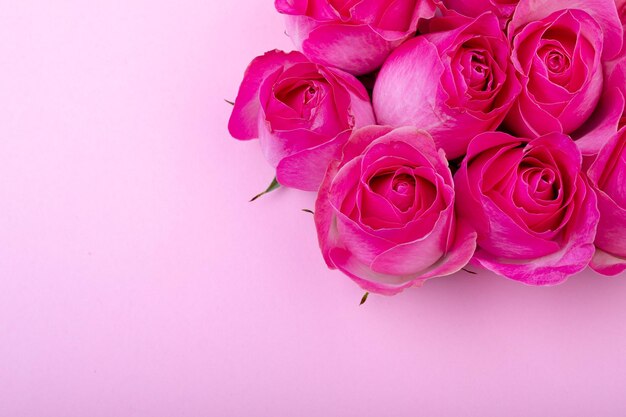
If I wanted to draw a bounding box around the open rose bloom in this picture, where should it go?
[374,12,521,159]
[315,126,476,295]
[229,0,626,296]
[505,0,623,138]
[455,132,599,285]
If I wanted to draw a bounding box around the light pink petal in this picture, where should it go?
[327,247,424,296]
[418,218,477,279]
[370,210,452,275]
[373,36,445,137]
[301,23,405,75]
[590,248,626,275]
[276,130,351,191]
[258,124,328,168]
[326,216,477,296]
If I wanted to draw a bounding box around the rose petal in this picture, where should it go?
[590,248,626,275]
[275,130,352,191]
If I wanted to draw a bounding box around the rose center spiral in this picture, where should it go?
[545,49,569,73]
[276,81,320,118]
[462,50,491,92]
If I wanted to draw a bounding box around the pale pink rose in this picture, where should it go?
[505,0,624,138]
[315,126,477,295]
[588,127,626,275]
[455,132,599,285]
[373,13,521,159]
[275,0,437,75]
[228,50,375,191]
[439,0,519,23]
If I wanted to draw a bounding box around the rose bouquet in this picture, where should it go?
[228,0,626,297]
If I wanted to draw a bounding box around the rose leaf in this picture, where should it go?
[249,177,280,202]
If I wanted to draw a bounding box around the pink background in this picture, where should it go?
[1,2,626,416]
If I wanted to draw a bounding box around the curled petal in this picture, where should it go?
[474,179,598,285]
[590,248,626,276]
[276,130,352,191]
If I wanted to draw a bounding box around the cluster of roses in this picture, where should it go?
[228,0,626,295]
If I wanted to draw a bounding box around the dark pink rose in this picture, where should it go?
[228,50,375,191]
[588,127,626,275]
[275,0,437,75]
[505,0,624,138]
[455,132,599,285]
[373,13,521,159]
[315,126,477,295]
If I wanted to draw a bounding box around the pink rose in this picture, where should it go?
[274,0,437,75]
[315,126,477,295]
[228,50,375,191]
[504,0,624,137]
[588,127,626,275]
[373,13,521,159]
[455,132,599,285]
[439,0,519,23]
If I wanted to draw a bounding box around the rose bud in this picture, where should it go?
[228,50,375,191]
[274,0,437,75]
[315,126,477,296]
[373,13,521,160]
[504,0,624,138]
[588,127,626,275]
[455,132,599,285]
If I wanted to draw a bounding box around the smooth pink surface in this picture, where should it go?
[1,2,626,416]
